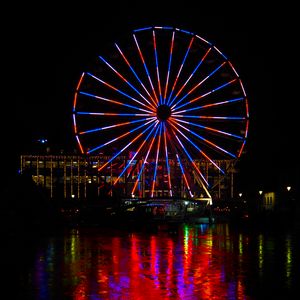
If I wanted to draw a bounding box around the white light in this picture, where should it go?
[287,186,291,191]
[239,193,242,197]
[259,190,263,195]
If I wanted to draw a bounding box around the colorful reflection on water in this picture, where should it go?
[20,223,299,299]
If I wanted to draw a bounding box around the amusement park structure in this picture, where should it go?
[21,26,249,209]
[72,26,249,203]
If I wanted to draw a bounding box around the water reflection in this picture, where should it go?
[17,223,299,299]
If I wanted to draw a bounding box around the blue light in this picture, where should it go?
[37,138,48,144]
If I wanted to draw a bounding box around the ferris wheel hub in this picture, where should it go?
[157,104,171,121]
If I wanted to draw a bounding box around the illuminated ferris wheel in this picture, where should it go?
[72,26,249,200]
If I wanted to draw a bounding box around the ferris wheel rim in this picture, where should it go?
[72,25,249,199]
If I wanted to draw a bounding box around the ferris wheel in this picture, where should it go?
[72,26,249,200]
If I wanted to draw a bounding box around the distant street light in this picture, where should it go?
[239,193,242,197]
[287,186,291,192]
[37,138,48,144]
[259,190,263,195]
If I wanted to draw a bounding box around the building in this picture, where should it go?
[20,154,237,201]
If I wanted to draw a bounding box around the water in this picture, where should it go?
[2,221,299,299]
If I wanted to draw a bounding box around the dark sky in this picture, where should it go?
[6,2,299,192]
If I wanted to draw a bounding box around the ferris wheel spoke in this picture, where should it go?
[173,114,246,121]
[88,118,156,154]
[174,118,245,141]
[115,43,157,108]
[171,121,225,172]
[170,61,227,109]
[113,124,158,186]
[170,117,237,158]
[152,30,163,105]
[98,120,158,172]
[175,153,193,198]
[76,111,154,117]
[175,78,238,112]
[150,124,163,198]
[98,55,157,111]
[78,117,154,135]
[133,33,160,105]
[163,124,173,197]
[86,72,155,112]
[132,125,160,196]
[162,30,175,104]
[167,47,212,108]
[166,36,195,105]
[173,97,244,115]
[79,91,154,114]
[171,128,210,186]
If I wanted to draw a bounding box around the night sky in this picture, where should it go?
[6,3,298,193]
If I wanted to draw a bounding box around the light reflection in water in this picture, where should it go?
[26,223,298,299]
[258,234,264,278]
[285,236,292,288]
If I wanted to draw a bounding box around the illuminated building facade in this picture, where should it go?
[20,154,237,201]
